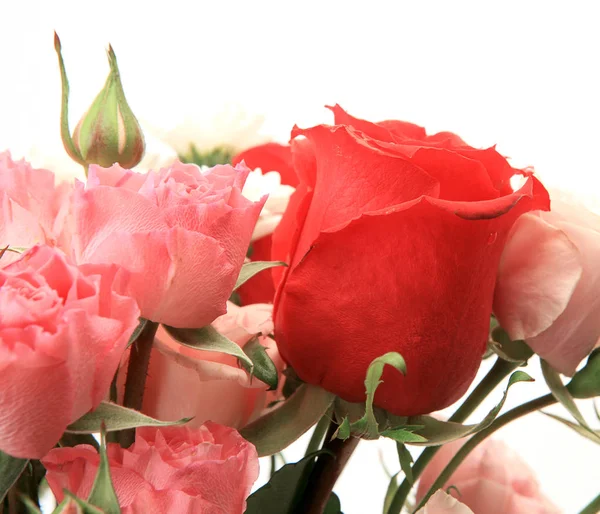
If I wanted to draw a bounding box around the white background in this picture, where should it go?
[2,1,600,512]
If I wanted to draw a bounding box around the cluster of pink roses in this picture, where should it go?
[0,153,269,511]
[1,103,599,513]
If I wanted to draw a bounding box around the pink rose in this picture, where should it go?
[71,161,266,328]
[0,245,139,458]
[416,439,560,514]
[42,423,259,514]
[494,191,600,375]
[0,151,71,264]
[416,490,474,514]
[141,301,283,429]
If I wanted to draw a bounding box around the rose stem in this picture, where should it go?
[119,320,159,448]
[299,421,359,514]
[387,357,519,514]
[414,393,556,511]
[578,492,600,514]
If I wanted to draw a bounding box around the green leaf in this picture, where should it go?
[324,491,343,514]
[234,261,287,290]
[0,450,28,502]
[180,144,236,167]
[541,411,600,445]
[380,428,427,444]
[383,472,400,514]
[488,327,534,364]
[19,494,42,513]
[406,370,534,446]
[125,318,150,349]
[241,384,335,457]
[66,401,190,433]
[541,360,600,442]
[163,324,254,373]
[567,349,600,399]
[87,427,120,513]
[241,337,278,390]
[348,352,406,440]
[244,451,332,514]
[396,443,414,485]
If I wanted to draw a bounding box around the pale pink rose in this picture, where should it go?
[71,160,266,328]
[42,423,259,514]
[416,490,474,514]
[141,301,283,429]
[494,191,600,375]
[0,151,71,264]
[416,439,560,514]
[0,245,139,459]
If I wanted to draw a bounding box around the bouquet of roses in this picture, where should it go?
[1,36,599,514]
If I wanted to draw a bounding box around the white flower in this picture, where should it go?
[242,167,295,241]
[148,103,272,155]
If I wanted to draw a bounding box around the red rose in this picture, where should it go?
[232,142,298,188]
[272,106,549,416]
[232,143,297,304]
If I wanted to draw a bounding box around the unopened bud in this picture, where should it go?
[54,33,145,172]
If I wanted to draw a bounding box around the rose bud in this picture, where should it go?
[416,438,560,513]
[140,302,284,429]
[54,33,145,172]
[272,105,549,417]
[494,190,600,375]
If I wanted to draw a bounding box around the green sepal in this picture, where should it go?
[241,384,335,457]
[381,427,427,444]
[51,497,79,514]
[332,417,351,441]
[396,443,414,484]
[567,349,600,399]
[541,359,600,443]
[125,318,150,350]
[241,337,279,390]
[488,326,534,364]
[163,324,254,376]
[234,261,287,291]
[87,426,120,513]
[53,32,85,165]
[542,411,600,445]
[404,370,534,446]
[346,352,406,440]
[282,368,303,399]
[383,472,400,514]
[0,450,28,503]
[66,401,190,433]
[63,491,106,514]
